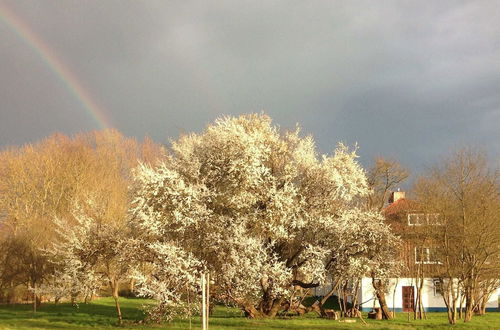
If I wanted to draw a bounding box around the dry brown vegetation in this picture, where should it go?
[414,149,500,324]
[0,130,165,312]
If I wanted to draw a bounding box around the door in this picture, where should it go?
[402,286,415,312]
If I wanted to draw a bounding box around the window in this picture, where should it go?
[408,213,442,226]
[427,213,443,225]
[408,213,425,226]
[433,279,443,296]
[415,247,441,264]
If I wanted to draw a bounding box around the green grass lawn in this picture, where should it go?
[0,297,499,329]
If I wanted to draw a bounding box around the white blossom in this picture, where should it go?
[130,114,397,317]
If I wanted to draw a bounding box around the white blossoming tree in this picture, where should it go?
[131,114,397,318]
[130,241,201,322]
[44,219,103,306]
[316,209,401,318]
[47,200,132,324]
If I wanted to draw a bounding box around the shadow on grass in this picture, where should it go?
[1,298,499,329]
[0,297,152,328]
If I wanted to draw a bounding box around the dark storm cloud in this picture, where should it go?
[1,0,499,171]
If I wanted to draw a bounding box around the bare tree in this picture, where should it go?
[0,129,165,308]
[367,158,410,211]
[366,158,409,319]
[414,148,500,324]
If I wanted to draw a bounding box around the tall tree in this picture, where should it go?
[48,201,132,324]
[0,129,165,306]
[131,114,398,319]
[367,157,409,211]
[365,158,409,319]
[414,148,500,324]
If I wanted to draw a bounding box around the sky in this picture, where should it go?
[1,0,499,172]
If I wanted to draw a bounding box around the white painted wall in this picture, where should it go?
[359,278,500,312]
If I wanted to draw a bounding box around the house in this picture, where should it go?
[358,191,500,312]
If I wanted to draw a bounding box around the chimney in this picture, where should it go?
[389,189,405,204]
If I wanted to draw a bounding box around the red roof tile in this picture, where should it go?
[382,198,419,217]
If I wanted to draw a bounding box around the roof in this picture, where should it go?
[382,198,419,217]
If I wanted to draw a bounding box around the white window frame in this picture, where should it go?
[408,213,443,226]
[415,247,441,264]
[433,279,443,296]
[426,213,443,225]
[408,213,425,226]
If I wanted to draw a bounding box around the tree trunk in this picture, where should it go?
[336,288,343,317]
[448,298,457,325]
[243,301,277,319]
[459,293,464,319]
[243,305,262,318]
[446,305,455,324]
[347,280,360,317]
[372,277,393,320]
[31,282,41,312]
[464,293,474,322]
[312,280,340,318]
[32,282,37,313]
[392,279,398,318]
[268,298,284,318]
[451,306,457,324]
[109,278,123,325]
[414,275,425,320]
[129,278,135,292]
[479,294,487,315]
[375,288,392,320]
[475,287,493,316]
[242,297,284,318]
[445,280,458,325]
[113,295,123,325]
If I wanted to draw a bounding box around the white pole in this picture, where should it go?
[206,272,210,330]
[201,273,206,330]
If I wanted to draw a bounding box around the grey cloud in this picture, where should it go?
[1,0,499,171]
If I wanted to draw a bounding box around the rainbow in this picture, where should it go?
[0,3,112,129]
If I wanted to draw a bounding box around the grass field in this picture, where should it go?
[0,297,499,329]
